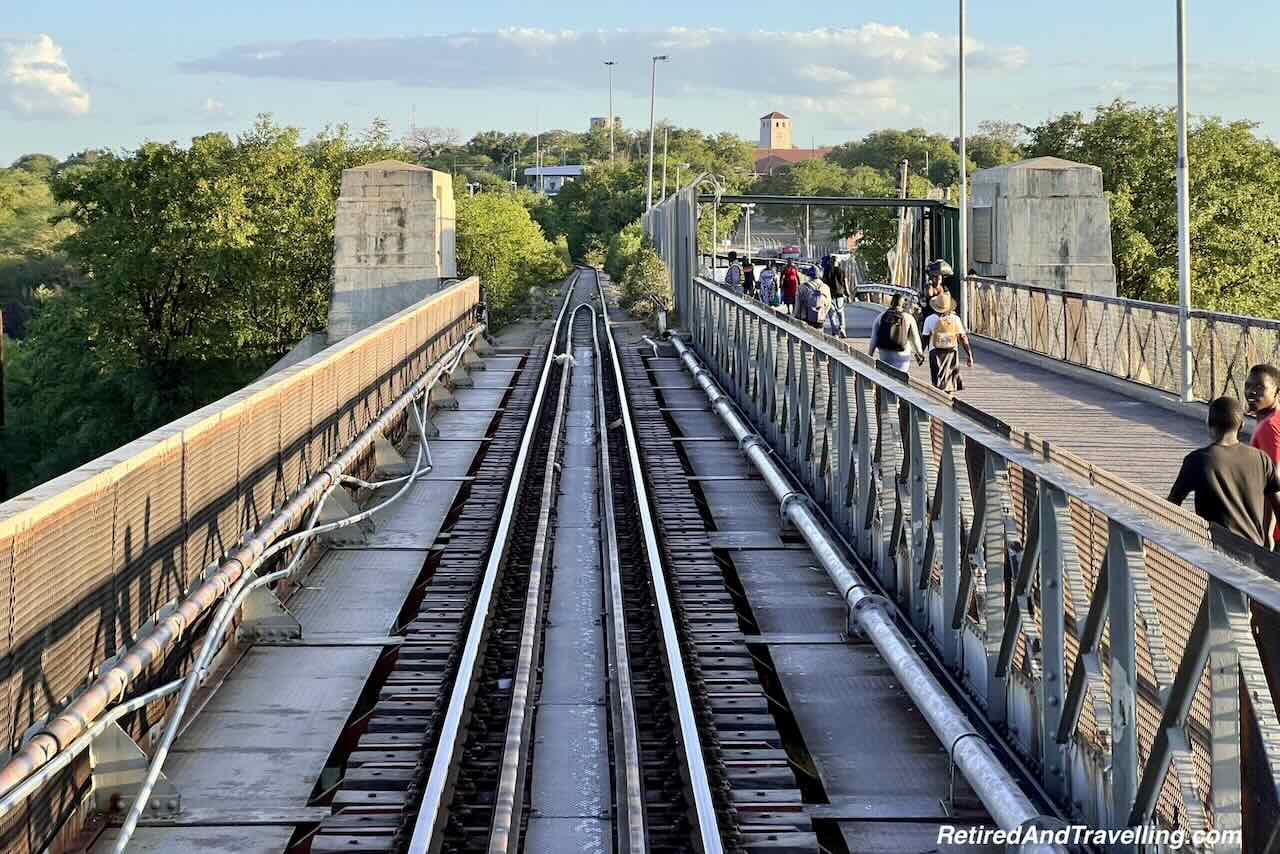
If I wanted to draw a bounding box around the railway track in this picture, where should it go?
[304,268,815,854]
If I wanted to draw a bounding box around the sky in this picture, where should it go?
[3,1,1279,164]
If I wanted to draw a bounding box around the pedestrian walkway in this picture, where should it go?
[841,303,1204,498]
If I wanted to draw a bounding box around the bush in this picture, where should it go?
[605,220,643,281]
[620,246,671,320]
[456,193,570,327]
[582,239,606,269]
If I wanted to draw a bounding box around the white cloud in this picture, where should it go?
[1,34,90,117]
[180,25,1029,113]
[203,96,228,116]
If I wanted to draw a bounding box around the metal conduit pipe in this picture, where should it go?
[669,334,1059,844]
[0,323,483,797]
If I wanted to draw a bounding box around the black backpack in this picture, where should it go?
[876,309,910,351]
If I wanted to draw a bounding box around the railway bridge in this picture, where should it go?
[1,176,1279,854]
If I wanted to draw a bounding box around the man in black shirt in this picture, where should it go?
[1168,397,1280,547]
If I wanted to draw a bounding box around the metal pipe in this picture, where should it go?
[0,679,183,820]
[0,320,482,799]
[1175,0,1194,401]
[670,333,1052,837]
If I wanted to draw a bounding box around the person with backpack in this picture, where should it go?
[741,257,756,299]
[803,275,832,330]
[825,259,848,337]
[796,275,816,323]
[780,260,800,315]
[758,262,779,308]
[921,291,974,392]
[869,294,924,371]
[725,250,742,289]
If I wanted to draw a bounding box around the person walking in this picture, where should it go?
[869,295,925,372]
[921,259,952,327]
[780,260,800,316]
[724,250,742,290]
[1169,396,1280,548]
[825,258,848,337]
[1246,363,1280,545]
[741,257,757,299]
[921,291,973,393]
[758,262,779,308]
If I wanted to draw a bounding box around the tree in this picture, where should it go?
[407,126,461,160]
[965,134,1022,170]
[545,161,644,257]
[455,193,569,326]
[620,245,671,319]
[10,154,58,178]
[976,120,1028,148]
[828,128,964,187]
[1025,99,1280,316]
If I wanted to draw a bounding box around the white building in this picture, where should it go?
[524,165,585,195]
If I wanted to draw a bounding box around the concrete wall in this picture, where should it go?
[327,160,457,343]
[969,156,1117,295]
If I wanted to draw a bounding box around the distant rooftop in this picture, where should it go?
[760,111,790,120]
[523,165,585,177]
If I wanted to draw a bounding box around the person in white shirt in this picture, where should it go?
[920,292,974,392]
[868,294,925,372]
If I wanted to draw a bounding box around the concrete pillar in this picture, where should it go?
[327,160,456,343]
[968,157,1117,296]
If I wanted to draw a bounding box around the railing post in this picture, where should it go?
[1107,523,1140,836]
[1207,578,1245,848]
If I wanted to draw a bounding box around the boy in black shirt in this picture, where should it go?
[1168,396,1280,546]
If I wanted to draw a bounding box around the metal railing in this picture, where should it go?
[683,273,1280,847]
[967,276,1280,403]
[0,278,480,851]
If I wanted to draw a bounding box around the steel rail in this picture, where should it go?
[0,318,483,802]
[599,280,725,852]
[486,304,576,854]
[406,273,579,854]
[669,333,1059,846]
[590,273,648,854]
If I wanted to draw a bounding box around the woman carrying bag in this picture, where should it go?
[921,291,974,393]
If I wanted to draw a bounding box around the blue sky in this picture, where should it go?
[3,0,1278,163]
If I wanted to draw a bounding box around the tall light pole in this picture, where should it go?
[604,60,616,162]
[646,54,670,210]
[661,127,669,198]
[744,203,755,260]
[1175,0,1194,401]
[957,0,969,325]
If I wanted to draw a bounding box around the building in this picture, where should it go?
[523,165,585,195]
[590,117,623,131]
[753,111,831,175]
[759,111,793,149]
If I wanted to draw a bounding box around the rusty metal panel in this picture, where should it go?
[309,362,339,477]
[237,395,281,534]
[8,481,114,747]
[111,439,186,648]
[182,413,242,587]
[279,372,312,499]
[0,531,12,752]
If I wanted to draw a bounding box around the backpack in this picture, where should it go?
[808,286,829,326]
[796,281,813,319]
[876,309,910,351]
[930,313,963,350]
[725,263,741,286]
[758,269,777,303]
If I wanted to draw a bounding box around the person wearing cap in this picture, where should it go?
[921,259,952,325]
[921,290,973,393]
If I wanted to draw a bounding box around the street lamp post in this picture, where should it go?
[661,128,669,198]
[604,60,616,162]
[744,203,756,261]
[646,54,670,211]
[1175,0,1194,401]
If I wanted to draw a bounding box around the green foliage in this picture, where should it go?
[2,116,408,495]
[455,193,569,327]
[582,239,606,269]
[1025,99,1280,315]
[827,128,966,188]
[605,221,644,281]
[619,245,671,319]
[544,161,644,258]
[965,134,1022,170]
